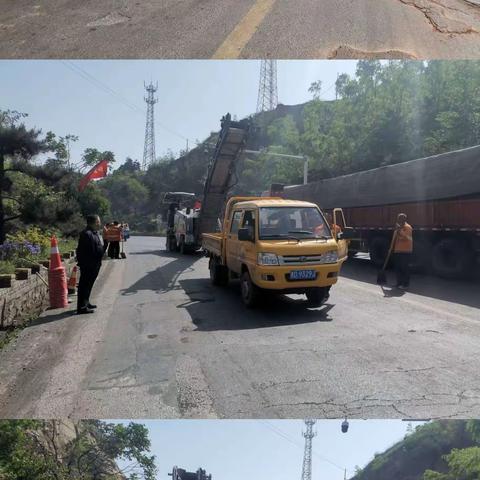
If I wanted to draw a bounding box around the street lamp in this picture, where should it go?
[244,149,309,184]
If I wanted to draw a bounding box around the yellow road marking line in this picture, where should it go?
[212,0,277,59]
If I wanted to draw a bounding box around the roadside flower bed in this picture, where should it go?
[0,227,77,276]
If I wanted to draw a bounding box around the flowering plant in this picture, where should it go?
[0,240,41,261]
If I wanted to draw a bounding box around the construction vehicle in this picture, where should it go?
[282,145,480,279]
[169,467,211,480]
[202,196,355,308]
[165,113,250,253]
[164,192,200,253]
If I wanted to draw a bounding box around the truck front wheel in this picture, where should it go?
[209,257,229,286]
[241,270,260,308]
[306,287,329,307]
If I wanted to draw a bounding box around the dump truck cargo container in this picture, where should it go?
[283,146,480,279]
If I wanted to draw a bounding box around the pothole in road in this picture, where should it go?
[147,334,158,339]
[328,45,417,59]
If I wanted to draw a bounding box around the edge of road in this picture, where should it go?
[0,258,119,418]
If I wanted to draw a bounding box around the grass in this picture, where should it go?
[0,261,16,275]
[58,238,78,254]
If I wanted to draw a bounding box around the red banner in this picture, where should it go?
[78,159,109,192]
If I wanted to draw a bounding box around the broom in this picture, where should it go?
[377,229,397,285]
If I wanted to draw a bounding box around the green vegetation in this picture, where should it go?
[351,420,480,480]
[0,419,156,480]
[2,60,480,244]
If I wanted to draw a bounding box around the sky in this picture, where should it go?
[0,60,358,168]
[113,419,421,480]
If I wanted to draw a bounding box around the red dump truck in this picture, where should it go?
[283,146,480,279]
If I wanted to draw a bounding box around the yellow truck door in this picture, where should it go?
[333,208,348,261]
[225,209,244,273]
[238,209,257,269]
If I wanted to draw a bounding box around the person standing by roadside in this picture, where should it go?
[76,214,104,314]
[123,223,130,241]
[108,221,122,259]
[102,223,111,257]
[393,213,413,289]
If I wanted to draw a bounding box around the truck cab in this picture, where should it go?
[203,197,354,308]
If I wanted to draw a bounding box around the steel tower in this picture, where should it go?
[143,82,158,170]
[256,60,278,113]
[301,419,317,480]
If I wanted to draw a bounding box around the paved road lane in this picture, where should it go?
[0,236,479,419]
[0,0,479,58]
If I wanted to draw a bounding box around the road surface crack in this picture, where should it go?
[398,0,480,34]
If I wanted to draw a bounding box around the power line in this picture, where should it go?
[61,60,189,142]
[259,421,348,474]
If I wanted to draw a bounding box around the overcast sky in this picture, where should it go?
[0,60,358,168]
[112,419,418,480]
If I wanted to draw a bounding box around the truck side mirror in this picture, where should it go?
[238,228,254,242]
[338,227,357,240]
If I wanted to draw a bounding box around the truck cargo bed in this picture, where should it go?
[202,233,223,257]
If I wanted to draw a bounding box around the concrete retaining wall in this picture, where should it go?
[0,260,76,329]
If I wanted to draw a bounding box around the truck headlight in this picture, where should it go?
[257,252,280,265]
[320,250,339,264]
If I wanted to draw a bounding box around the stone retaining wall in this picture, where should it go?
[0,259,76,329]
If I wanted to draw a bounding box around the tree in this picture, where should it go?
[81,148,115,169]
[0,420,156,480]
[100,175,148,219]
[0,110,47,243]
[45,132,79,169]
[116,158,141,175]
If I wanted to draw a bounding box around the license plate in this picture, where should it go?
[289,269,317,281]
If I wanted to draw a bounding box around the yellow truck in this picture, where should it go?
[202,196,354,308]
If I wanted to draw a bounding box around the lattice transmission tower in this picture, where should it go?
[143,81,158,170]
[301,419,317,480]
[256,60,278,113]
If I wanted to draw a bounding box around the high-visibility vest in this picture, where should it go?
[102,227,114,242]
[110,225,122,242]
[331,224,342,236]
[394,223,413,253]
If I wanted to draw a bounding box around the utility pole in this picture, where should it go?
[256,60,278,113]
[301,419,317,480]
[143,81,158,170]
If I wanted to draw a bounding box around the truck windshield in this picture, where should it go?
[259,207,332,240]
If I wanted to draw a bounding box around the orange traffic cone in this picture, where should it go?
[49,236,62,270]
[67,265,78,295]
[48,235,68,309]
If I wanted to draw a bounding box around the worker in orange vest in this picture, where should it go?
[393,213,413,289]
[102,223,111,256]
[108,221,123,259]
[326,212,342,238]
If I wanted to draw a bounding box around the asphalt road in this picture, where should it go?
[0,0,480,59]
[0,236,479,419]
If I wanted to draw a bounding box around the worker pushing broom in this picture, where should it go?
[377,213,413,288]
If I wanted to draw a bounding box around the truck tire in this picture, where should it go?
[240,270,260,308]
[369,236,391,268]
[179,237,187,255]
[209,257,229,286]
[431,237,474,279]
[412,238,432,273]
[305,287,328,307]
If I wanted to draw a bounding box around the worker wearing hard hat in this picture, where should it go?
[393,213,413,289]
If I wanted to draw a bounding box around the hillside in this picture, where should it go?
[352,421,478,480]
[0,420,155,479]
